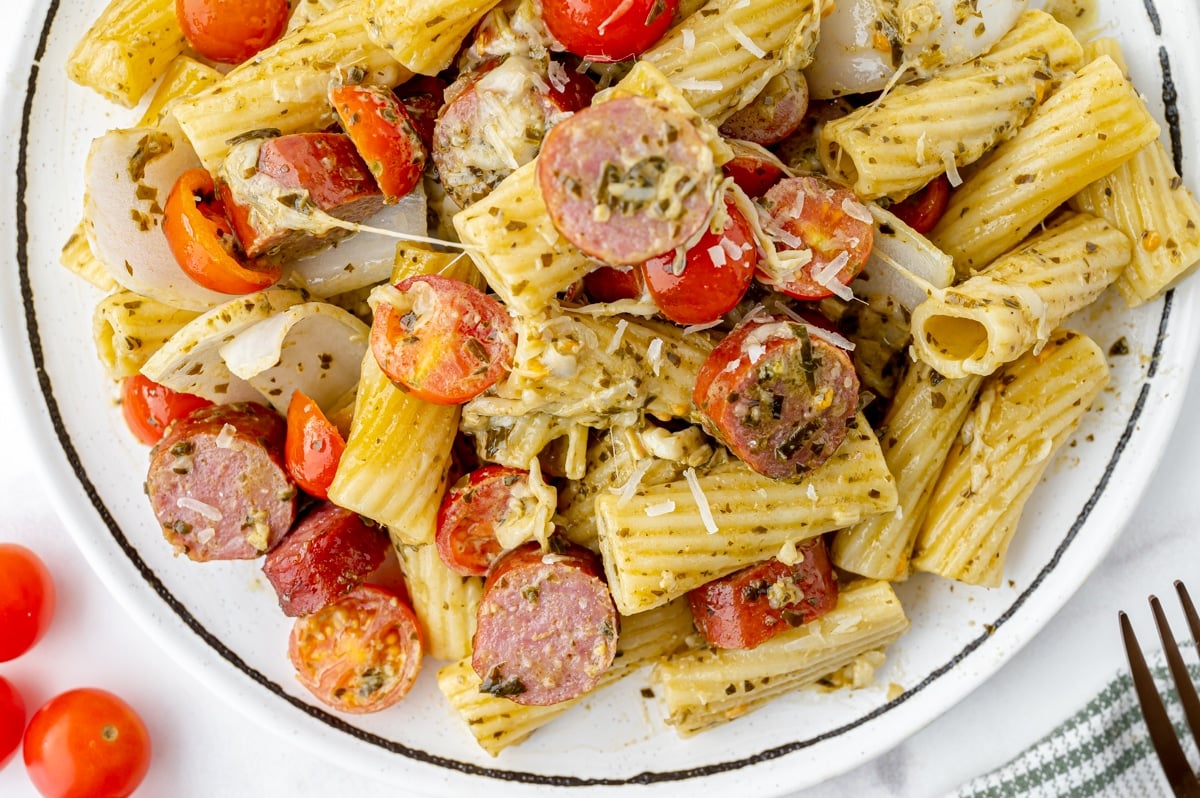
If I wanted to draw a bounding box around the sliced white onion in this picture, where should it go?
[850,203,954,312]
[219,301,370,415]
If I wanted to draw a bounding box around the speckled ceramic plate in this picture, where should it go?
[3,1,1199,795]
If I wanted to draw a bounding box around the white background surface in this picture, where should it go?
[2,2,1198,796]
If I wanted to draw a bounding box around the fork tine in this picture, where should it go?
[1153,593,1200,760]
[1120,609,1200,797]
[1176,582,1200,654]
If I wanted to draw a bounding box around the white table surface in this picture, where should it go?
[2,4,1198,797]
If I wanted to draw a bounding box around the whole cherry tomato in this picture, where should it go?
[0,676,24,768]
[23,688,151,798]
[542,0,678,62]
[0,543,55,662]
[176,0,289,64]
[121,373,213,445]
[284,390,346,500]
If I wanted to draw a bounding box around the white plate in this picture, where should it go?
[2,1,1198,795]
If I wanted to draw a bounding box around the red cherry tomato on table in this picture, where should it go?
[23,688,151,798]
[542,0,678,62]
[284,390,346,501]
[887,174,951,234]
[370,274,517,405]
[757,175,874,300]
[176,0,289,64]
[0,543,55,662]
[435,465,529,576]
[288,584,423,714]
[0,676,24,768]
[163,168,282,295]
[330,84,427,203]
[120,373,213,446]
[641,198,758,325]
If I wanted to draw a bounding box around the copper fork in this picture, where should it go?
[1120,581,1200,797]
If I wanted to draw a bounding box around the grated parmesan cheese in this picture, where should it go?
[812,251,855,301]
[214,423,237,449]
[546,60,569,93]
[941,149,963,187]
[841,197,874,225]
[606,318,629,354]
[647,337,664,376]
[707,243,728,268]
[806,483,818,501]
[613,458,654,507]
[723,20,767,59]
[644,500,676,517]
[684,467,719,534]
[177,496,222,522]
[682,28,695,52]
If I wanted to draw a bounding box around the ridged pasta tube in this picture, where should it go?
[911,329,1110,586]
[65,0,187,107]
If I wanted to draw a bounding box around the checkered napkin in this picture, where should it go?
[950,648,1199,798]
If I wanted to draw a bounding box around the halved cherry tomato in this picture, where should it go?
[163,168,282,294]
[23,688,151,798]
[120,373,213,446]
[688,537,838,649]
[0,676,24,768]
[284,390,346,501]
[370,275,517,405]
[330,84,427,203]
[758,175,874,300]
[583,265,644,303]
[542,0,678,62]
[288,584,423,714]
[176,0,289,64]
[0,543,55,663]
[435,465,528,576]
[641,198,758,325]
[888,174,951,234]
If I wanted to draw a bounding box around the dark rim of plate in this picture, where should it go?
[13,0,1187,787]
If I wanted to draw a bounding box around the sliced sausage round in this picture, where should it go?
[692,318,860,479]
[688,537,838,649]
[147,402,297,561]
[263,502,391,616]
[537,94,717,265]
[472,540,618,706]
[718,69,809,146]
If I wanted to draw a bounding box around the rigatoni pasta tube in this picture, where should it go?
[818,10,1083,201]
[1068,39,1200,307]
[650,579,908,736]
[910,212,1130,379]
[832,363,984,581]
[65,0,187,107]
[170,1,411,171]
[929,55,1160,276]
[596,416,897,614]
[395,543,482,662]
[912,330,1110,587]
[642,0,823,124]
[436,599,693,756]
[365,0,502,75]
[326,250,479,544]
[93,292,200,380]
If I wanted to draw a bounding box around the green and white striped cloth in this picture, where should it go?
[952,648,1199,797]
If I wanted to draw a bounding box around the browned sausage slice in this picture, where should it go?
[692,318,860,479]
[218,132,385,261]
[262,502,391,616]
[536,95,717,265]
[471,540,618,705]
[147,402,297,561]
